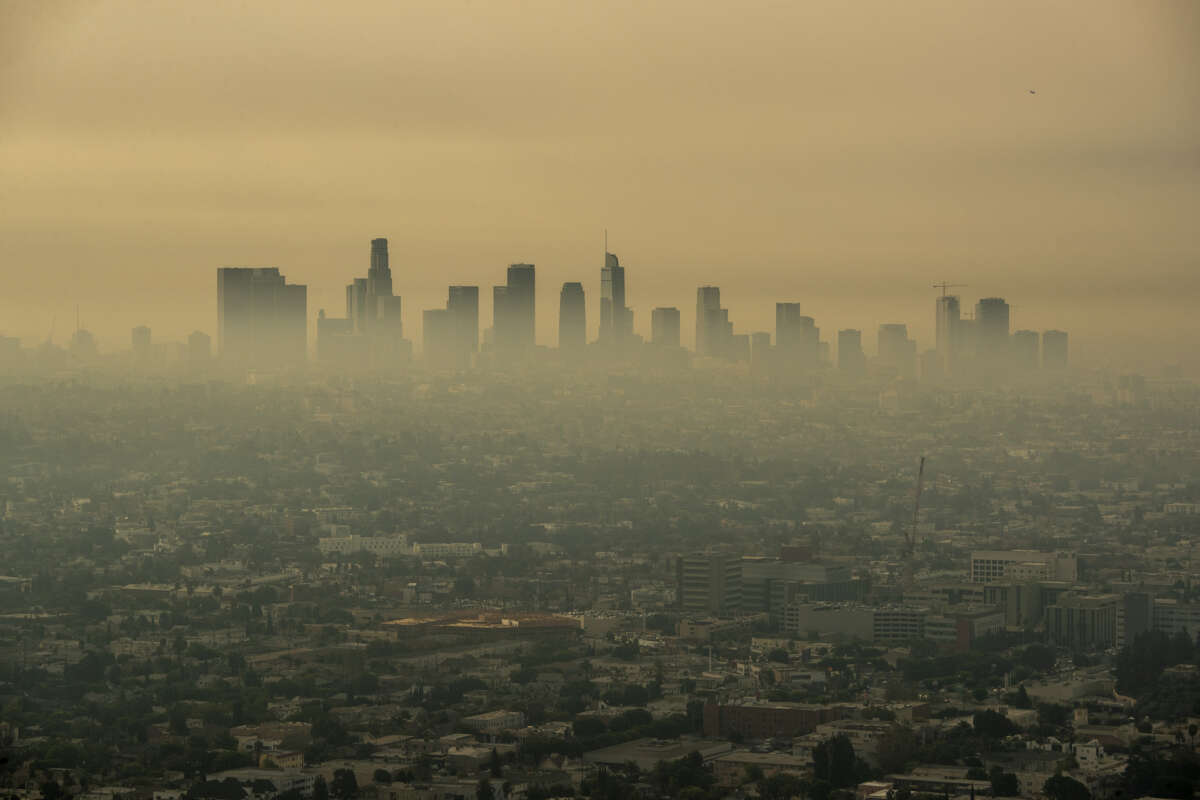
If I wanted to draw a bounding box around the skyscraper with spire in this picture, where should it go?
[599,251,632,346]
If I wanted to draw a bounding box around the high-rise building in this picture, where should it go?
[651,307,681,348]
[494,264,535,356]
[877,323,916,379]
[775,303,803,348]
[1012,330,1040,370]
[317,239,411,366]
[558,282,586,351]
[599,252,632,346]
[1043,330,1069,370]
[217,267,307,366]
[776,304,819,370]
[447,285,480,365]
[695,286,722,356]
[974,297,1010,365]
[677,552,742,617]
[837,329,865,374]
[935,295,960,374]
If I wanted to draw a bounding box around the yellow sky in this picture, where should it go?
[1,0,1197,369]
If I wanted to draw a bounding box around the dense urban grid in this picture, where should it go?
[1,240,1197,800]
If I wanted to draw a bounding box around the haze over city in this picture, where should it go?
[2,1,1200,371]
[7,6,1200,800]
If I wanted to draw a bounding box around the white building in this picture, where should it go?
[317,534,411,557]
[969,550,1077,584]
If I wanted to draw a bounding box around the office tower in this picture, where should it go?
[837,329,865,374]
[447,285,480,366]
[131,326,151,361]
[677,552,742,617]
[217,267,307,366]
[187,331,211,363]
[974,297,1011,364]
[651,307,681,348]
[695,286,721,355]
[422,308,454,365]
[558,282,586,351]
[776,304,819,370]
[318,238,411,367]
[367,238,393,301]
[877,323,916,379]
[935,294,960,374]
[1012,330,1040,370]
[498,264,536,354]
[599,252,632,345]
[1043,330,1069,370]
[775,303,804,347]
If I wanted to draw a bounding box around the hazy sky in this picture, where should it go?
[2,0,1198,369]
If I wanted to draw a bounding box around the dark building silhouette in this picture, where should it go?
[317,239,410,366]
[837,329,865,374]
[1042,329,1069,370]
[877,323,916,379]
[558,282,586,351]
[974,297,1011,365]
[695,286,734,358]
[599,252,632,346]
[494,264,535,356]
[217,267,307,367]
[775,303,819,370]
[651,307,681,348]
[935,294,961,375]
[447,285,480,365]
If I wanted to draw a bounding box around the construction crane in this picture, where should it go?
[903,456,926,590]
[932,282,966,297]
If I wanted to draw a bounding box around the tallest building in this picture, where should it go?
[599,252,632,346]
[367,238,393,300]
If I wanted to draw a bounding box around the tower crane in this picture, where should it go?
[903,456,926,590]
[932,282,966,297]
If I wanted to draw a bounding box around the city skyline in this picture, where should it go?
[2,2,1198,372]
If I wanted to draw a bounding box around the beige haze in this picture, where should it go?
[1,0,1198,370]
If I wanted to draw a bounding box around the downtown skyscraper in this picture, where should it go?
[558,282,586,351]
[599,252,633,347]
[493,264,536,358]
[316,238,411,366]
[217,267,307,367]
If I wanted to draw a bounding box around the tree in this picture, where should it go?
[875,725,918,774]
[489,747,503,778]
[990,768,1019,797]
[1020,644,1056,673]
[312,777,329,800]
[813,734,859,789]
[330,769,358,800]
[475,777,493,800]
[373,769,392,785]
[1043,775,1090,800]
[973,709,1018,739]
